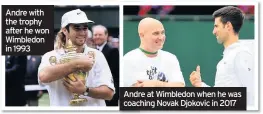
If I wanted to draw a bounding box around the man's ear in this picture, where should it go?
[105,32,109,38]
[62,27,68,36]
[139,32,144,38]
[226,21,233,32]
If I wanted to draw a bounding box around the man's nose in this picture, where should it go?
[212,28,216,35]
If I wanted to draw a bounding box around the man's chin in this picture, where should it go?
[75,42,85,46]
[217,39,223,44]
[157,45,163,50]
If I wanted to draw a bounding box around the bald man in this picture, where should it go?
[123,17,185,87]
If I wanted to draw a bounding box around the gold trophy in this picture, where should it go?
[60,39,95,105]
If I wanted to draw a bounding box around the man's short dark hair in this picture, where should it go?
[212,6,245,34]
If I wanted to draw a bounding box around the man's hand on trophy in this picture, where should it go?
[63,75,86,94]
[75,55,95,72]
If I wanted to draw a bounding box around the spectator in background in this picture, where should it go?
[107,36,113,47]
[25,55,43,106]
[6,56,27,106]
[238,5,254,15]
[111,38,119,49]
[138,6,174,17]
[92,25,119,106]
[86,29,96,48]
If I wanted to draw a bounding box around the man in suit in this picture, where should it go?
[25,55,43,106]
[6,56,27,106]
[92,25,119,106]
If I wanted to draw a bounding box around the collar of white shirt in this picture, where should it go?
[96,41,107,51]
[223,41,241,55]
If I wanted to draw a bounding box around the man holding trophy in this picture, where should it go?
[38,9,115,106]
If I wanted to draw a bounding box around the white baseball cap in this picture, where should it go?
[61,9,94,28]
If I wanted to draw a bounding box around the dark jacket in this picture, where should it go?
[101,44,119,106]
[6,56,27,106]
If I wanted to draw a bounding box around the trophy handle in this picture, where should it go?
[87,51,95,59]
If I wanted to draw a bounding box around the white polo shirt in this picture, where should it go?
[38,44,115,106]
[202,41,254,106]
[123,48,185,87]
